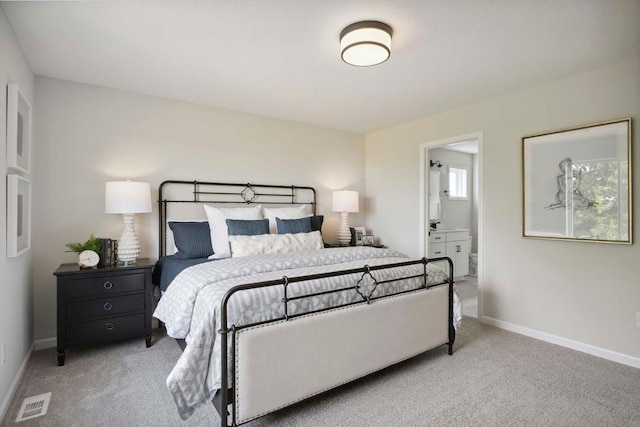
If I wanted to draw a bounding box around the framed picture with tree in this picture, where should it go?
[522,118,631,244]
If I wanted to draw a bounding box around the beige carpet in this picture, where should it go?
[2,318,639,426]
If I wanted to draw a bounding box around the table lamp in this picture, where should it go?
[105,181,152,266]
[332,190,359,246]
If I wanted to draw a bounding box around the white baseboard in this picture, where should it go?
[34,337,57,351]
[0,343,34,424]
[480,316,640,369]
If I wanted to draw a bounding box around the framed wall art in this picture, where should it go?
[7,84,32,174]
[522,118,632,244]
[7,174,31,257]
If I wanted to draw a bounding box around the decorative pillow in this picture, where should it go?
[168,221,213,259]
[203,204,262,259]
[226,218,270,236]
[262,205,312,233]
[229,231,324,257]
[310,215,324,233]
[276,217,312,234]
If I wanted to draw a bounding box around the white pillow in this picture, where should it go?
[229,231,323,257]
[203,204,262,259]
[262,205,312,233]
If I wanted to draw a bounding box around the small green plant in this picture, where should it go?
[65,234,100,253]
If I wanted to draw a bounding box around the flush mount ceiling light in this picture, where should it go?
[340,21,393,67]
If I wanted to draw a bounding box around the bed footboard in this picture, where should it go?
[235,286,449,424]
[218,257,454,426]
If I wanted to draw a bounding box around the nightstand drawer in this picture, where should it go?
[67,273,145,298]
[66,294,145,322]
[67,314,145,342]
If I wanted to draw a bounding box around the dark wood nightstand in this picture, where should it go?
[53,258,154,366]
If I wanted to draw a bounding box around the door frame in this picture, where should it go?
[418,131,484,318]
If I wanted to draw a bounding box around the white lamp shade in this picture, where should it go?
[105,181,152,214]
[332,190,359,213]
[340,21,392,67]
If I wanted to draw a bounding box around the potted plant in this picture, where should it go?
[65,234,101,267]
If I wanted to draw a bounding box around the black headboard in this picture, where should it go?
[158,180,317,258]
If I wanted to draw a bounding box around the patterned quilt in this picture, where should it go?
[154,247,462,419]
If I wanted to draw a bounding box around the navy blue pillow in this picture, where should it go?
[310,215,324,233]
[226,218,269,236]
[169,221,214,259]
[276,217,312,234]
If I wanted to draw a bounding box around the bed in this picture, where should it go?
[152,180,462,426]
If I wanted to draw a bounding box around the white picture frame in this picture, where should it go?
[362,235,375,246]
[7,84,32,174]
[7,174,31,257]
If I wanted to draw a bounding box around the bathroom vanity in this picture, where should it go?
[428,229,470,278]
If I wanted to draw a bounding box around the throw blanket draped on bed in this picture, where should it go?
[154,247,462,420]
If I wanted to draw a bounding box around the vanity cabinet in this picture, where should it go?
[428,229,470,278]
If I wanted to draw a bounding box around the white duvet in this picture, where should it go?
[154,247,462,419]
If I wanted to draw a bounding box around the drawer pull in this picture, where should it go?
[434,236,442,240]
[106,322,115,331]
[104,302,113,311]
[456,245,461,252]
[435,251,442,255]
[103,281,113,290]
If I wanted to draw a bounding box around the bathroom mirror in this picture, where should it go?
[429,171,441,220]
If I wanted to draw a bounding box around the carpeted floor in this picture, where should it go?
[2,317,639,426]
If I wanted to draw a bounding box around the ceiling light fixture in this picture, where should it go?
[340,21,393,67]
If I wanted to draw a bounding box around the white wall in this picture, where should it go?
[365,58,640,360]
[0,6,34,420]
[32,77,365,342]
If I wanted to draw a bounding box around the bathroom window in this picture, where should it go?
[448,166,468,200]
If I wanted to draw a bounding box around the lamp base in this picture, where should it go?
[117,213,141,265]
[337,212,351,247]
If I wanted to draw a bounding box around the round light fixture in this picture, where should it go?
[340,21,393,67]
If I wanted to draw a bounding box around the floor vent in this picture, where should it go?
[15,392,51,422]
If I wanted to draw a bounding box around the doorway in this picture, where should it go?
[419,132,482,318]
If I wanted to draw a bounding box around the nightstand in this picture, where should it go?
[53,258,154,366]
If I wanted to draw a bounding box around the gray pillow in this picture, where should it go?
[276,217,312,234]
[169,221,214,259]
[226,218,270,236]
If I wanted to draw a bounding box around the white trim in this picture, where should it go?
[481,316,640,369]
[0,343,34,424]
[34,337,57,351]
[419,131,483,318]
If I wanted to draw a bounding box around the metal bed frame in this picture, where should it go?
[158,180,316,258]
[157,180,455,426]
[216,258,454,426]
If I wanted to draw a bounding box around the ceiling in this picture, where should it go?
[442,140,478,155]
[2,0,638,134]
